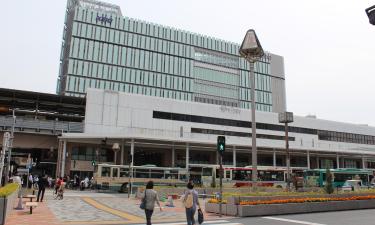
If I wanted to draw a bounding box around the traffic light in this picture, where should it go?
[91,160,96,166]
[217,136,225,155]
[366,5,375,25]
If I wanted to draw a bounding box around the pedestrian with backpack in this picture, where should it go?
[183,182,201,225]
[141,181,162,225]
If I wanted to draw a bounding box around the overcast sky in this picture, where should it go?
[1,0,374,125]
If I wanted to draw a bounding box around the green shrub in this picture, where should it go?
[0,183,19,197]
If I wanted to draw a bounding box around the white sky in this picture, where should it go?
[1,0,374,125]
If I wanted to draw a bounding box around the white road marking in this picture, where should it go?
[131,220,242,225]
[262,216,327,225]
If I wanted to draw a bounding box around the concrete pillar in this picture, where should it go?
[273,150,276,167]
[172,146,175,167]
[307,151,310,169]
[362,156,366,169]
[216,151,219,165]
[336,154,340,169]
[316,157,320,169]
[185,143,189,171]
[120,139,125,165]
[61,140,67,177]
[233,146,236,167]
[130,139,134,166]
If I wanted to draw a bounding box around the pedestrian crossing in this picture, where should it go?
[131,220,242,225]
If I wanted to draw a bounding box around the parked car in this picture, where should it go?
[341,179,364,191]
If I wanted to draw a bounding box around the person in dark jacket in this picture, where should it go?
[37,174,48,202]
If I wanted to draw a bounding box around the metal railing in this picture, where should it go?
[0,116,83,134]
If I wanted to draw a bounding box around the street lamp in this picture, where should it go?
[366,5,375,25]
[112,142,120,165]
[239,29,264,184]
[278,111,294,190]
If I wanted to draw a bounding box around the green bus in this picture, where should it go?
[304,168,373,187]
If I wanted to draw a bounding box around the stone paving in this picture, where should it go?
[6,189,228,225]
[46,193,123,222]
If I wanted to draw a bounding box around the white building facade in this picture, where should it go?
[57,89,375,177]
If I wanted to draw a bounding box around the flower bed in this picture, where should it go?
[207,199,227,204]
[239,195,375,205]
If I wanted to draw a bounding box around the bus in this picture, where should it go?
[188,164,288,188]
[94,164,188,191]
[303,168,373,187]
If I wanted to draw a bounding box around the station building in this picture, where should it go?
[57,89,375,178]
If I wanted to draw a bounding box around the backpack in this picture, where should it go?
[184,191,194,209]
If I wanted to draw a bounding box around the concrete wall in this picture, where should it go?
[270,53,287,113]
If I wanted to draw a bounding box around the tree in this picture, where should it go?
[324,168,334,194]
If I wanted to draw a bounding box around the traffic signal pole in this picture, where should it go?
[217,136,225,217]
[219,153,223,217]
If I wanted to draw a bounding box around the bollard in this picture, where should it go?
[15,192,24,210]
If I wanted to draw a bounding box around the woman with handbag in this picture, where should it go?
[141,181,162,225]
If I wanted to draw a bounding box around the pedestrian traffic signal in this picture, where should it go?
[91,160,96,166]
[217,136,225,155]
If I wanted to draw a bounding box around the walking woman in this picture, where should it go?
[143,181,162,225]
[183,182,201,225]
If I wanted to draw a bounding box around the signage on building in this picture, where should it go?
[220,105,240,114]
[96,15,113,25]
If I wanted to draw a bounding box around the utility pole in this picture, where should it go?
[0,132,10,186]
[4,110,16,185]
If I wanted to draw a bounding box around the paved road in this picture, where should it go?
[230,209,375,225]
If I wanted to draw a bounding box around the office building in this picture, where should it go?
[57,0,286,113]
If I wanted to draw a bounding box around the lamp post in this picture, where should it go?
[239,30,264,184]
[366,5,375,25]
[278,111,294,191]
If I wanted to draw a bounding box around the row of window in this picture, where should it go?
[191,128,295,141]
[194,96,239,107]
[194,50,238,68]
[69,37,194,77]
[194,82,238,99]
[153,111,375,145]
[67,59,193,92]
[240,102,272,112]
[73,7,240,55]
[318,130,375,145]
[65,76,193,101]
[194,66,239,86]
[239,70,272,92]
[71,146,113,162]
[71,21,194,59]
[239,88,273,105]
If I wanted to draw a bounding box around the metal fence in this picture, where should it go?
[0,116,83,134]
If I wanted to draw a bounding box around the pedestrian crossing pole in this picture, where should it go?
[217,136,225,217]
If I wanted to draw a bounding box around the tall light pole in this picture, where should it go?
[239,30,264,184]
[278,111,294,190]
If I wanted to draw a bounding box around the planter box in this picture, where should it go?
[206,199,375,217]
[0,187,19,225]
[228,192,375,205]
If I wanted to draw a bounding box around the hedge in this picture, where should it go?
[0,184,19,197]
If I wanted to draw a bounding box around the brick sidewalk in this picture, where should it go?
[6,198,61,225]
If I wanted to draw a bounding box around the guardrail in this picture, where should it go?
[0,116,83,134]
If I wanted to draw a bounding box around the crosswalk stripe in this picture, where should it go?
[262,216,327,225]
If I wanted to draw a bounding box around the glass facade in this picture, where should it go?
[58,0,275,112]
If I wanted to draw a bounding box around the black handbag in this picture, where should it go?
[140,190,147,210]
[198,208,204,224]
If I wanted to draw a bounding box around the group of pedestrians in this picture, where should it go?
[141,180,202,225]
